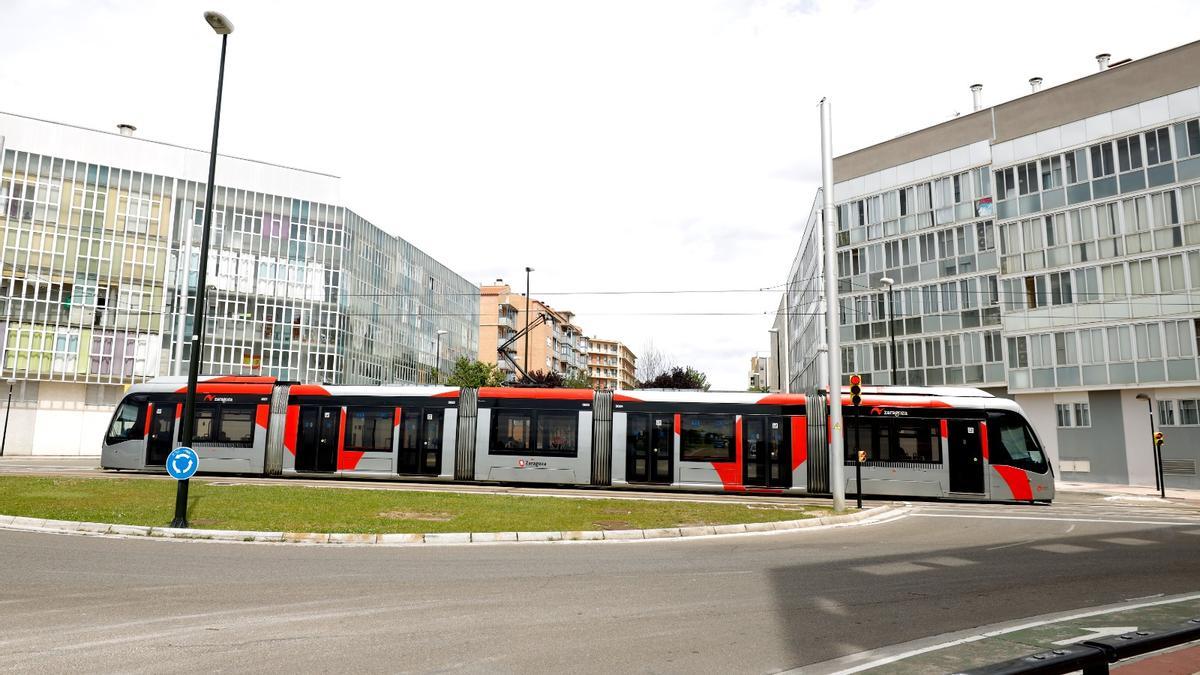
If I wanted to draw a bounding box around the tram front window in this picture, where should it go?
[987,411,1048,474]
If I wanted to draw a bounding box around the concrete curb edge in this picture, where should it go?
[0,504,905,546]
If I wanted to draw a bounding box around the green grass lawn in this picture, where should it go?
[0,476,829,533]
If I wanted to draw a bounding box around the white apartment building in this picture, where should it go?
[776,40,1200,489]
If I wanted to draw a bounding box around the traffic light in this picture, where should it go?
[1154,431,1165,447]
[849,373,862,407]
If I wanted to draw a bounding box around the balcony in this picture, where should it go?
[497,312,516,329]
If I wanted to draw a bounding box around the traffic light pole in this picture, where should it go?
[849,374,864,508]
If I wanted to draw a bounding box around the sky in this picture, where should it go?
[3,0,1200,389]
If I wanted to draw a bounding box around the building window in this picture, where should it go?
[1180,399,1200,426]
[680,415,735,462]
[1040,156,1063,190]
[1158,400,1176,426]
[1074,403,1091,427]
[1090,142,1115,178]
[1145,127,1173,166]
[1117,135,1144,172]
[1016,161,1039,195]
[1065,149,1088,184]
[1055,403,1072,428]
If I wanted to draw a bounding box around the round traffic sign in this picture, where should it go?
[166,447,199,480]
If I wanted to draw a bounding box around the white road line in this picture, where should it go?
[910,513,1194,526]
[795,591,1200,674]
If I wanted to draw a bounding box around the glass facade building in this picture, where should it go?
[0,111,477,455]
[777,40,1200,489]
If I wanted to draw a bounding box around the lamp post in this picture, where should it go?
[768,328,783,393]
[435,329,448,384]
[173,10,233,529]
[0,379,14,457]
[880,276,898,385]
[524,267,533,376]
[1135,393,1165,498]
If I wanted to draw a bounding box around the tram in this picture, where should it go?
[100,376,1054,502]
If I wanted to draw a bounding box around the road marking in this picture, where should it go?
[1031,543,1096,554]
[1101,537,1155,546]
[985,538,1039,551]
[911,513,1196,527]
[792,591,1200,674]
[854,562,931,576]
[1051,625,1137,646]
[919,556,974,567]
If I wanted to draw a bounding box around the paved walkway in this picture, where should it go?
[1057,480,1200,504]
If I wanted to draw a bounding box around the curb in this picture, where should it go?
[0,504,905,546]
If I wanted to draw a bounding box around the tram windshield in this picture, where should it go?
[987,410,1048,474]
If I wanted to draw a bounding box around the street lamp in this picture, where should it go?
[0,379,14,457]
[1135,393,1165,498]
[173,10,234,529]
[435,330,448,383]
[524,267,533,375]
[879,276,898,385]
[768,328,782,392]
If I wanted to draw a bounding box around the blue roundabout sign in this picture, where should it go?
[166,447,199,480]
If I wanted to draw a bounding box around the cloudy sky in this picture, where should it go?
[4,0,1199,388]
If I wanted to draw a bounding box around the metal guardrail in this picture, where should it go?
[953,618,1200,674]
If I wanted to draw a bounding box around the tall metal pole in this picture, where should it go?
[174,26,229,529]
[0,380,14,457]
[820,98,846,511]
[887,286,898,384]
[524,266,532,376]
[769,328,783,393]
[1146,398,1162,495]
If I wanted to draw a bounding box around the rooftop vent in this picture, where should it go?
[1096,53,1111,71]
[1029,77,1043,93]
[116,123,136,137]
[970,84,983,112]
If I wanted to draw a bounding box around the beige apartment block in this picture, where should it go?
[588,337,637,390]
[748,354,770,390]
[478,281,587,380]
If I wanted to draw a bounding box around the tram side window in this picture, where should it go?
[536,412,577,453]
[219,407,255,445]
[400,410,422,450]
[106,402,145,443]
[183,406,254,447]
[493,410,532,451]
[192,407,217,443]
[626,415,649,454]
[680,414,735,462]
[490,409,578,457]
[346,407,393,452]
[844,417,940,463]
[987,410,1048,474]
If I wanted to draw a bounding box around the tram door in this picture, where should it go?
[626,414,673,484]
[948,419,985,494]
[743,416,791,488]
[145,404,176,466]
[296,406,339,472]
[398,408,443,475]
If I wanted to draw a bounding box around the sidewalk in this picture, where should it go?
[1057,480,1200,504]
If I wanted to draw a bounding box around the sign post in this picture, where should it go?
[850,374,863,509]
[166,446,199,528]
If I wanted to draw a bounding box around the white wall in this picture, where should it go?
[1,383,113,456]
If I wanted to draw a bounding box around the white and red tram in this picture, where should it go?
[101,376,1054,502]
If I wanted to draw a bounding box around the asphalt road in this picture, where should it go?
[3,494,1200,673]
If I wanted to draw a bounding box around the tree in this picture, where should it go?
[640,366,710,391]
[511,369,566,388]
[748,385,770,393]
[636,340,675,383]
[444,356,507,387]
[562,368,593,389]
